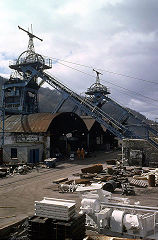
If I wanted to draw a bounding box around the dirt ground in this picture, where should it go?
[0,150,158,230]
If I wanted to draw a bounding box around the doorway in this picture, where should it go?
[29,149,39,163]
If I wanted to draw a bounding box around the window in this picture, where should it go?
[11,148,17,159]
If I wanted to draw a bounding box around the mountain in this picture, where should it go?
[0,76,152,125]
[39,87,75,113]
[39,87,151,124]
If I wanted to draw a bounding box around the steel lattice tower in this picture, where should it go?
[85,69,110,108]
[2,25,52,115]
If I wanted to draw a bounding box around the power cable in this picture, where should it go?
[54,69,158,108]
[52,57,158,85]
[108,87,158,108]
[57,61,158,103]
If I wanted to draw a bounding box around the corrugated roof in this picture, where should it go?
[0,113,60,133]
[0,113,107,133]
[81,116,107,132]
[81,116,95,131]
[101,124,107,132]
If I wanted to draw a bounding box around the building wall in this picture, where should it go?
[44,136,50,159]
[3,144,28,163]
[1,132,50,164]
[3,143,43,164]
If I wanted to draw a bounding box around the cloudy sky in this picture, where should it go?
[0,0,158,120]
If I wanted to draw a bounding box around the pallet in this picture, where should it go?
[28,214,86,240]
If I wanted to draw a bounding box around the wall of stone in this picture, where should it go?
[123,139,158,166]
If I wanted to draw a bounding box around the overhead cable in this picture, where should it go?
[52,57,158,85]
[57,61,158,103]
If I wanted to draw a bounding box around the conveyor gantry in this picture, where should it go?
[3,25,158,149]
[19,65,158,149]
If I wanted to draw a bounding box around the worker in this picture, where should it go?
[77,148,81,159]
[81,148,85,160]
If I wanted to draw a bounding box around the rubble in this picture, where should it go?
[121,183,135,196]
[0,171,7,178]
[130,179,148,188]
[58,183,77,193]
[13,165,31,175]
[47,156,158,196]
[81,164,103,174]
[105,159,116,165]
[0,160,57,179]
[0,167,8,173]
[80,173,97,179]
[0,167,9,178]
[52,177,69,184]
[75,178,91,184]
[102,180,117,193]
[85,236,141,240]
[2,151,158,240]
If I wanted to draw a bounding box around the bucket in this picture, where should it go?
[148,174,155,187]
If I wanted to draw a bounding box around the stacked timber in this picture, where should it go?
[35,197,76,221]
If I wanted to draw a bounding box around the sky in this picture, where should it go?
[0,0,158,120]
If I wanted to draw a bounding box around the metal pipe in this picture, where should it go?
[101,202,158,213]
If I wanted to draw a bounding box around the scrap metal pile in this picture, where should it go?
[52,161,158,195]
[0,158,56,178]
[50,160,158,238]
[0,165,32,177]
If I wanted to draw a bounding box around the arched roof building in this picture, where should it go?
[0,112,116,164]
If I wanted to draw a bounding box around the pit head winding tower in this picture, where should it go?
[2,26,52,114]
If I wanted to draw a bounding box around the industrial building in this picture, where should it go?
[0,26,158,166]
[0,112,117,164]
[1,26,158,240]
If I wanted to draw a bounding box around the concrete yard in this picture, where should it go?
[0,150,158,233]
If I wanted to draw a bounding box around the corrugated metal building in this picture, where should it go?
[0,112,116,164]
